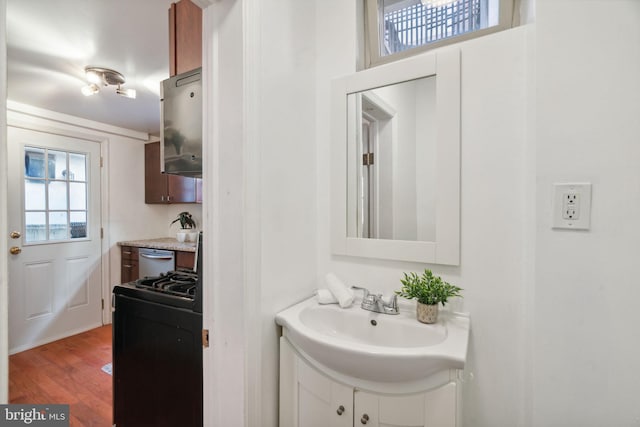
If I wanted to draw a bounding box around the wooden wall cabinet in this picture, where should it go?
[121,246,139,283]
[145,141,200,204]
[150,0,203,205]
[169,0,202,77]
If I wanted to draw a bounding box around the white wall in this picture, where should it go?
[167,1,640,426]
[255,1,319,426]
[316,3,531,426]
[202,0,250,427]
[533,1,640,425]
[204,1,320,426]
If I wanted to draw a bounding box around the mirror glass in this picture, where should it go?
[331,49,460,265]
[346,76,436,242]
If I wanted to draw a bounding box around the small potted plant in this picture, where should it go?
[171,211,197,242]
[395,269,462,324]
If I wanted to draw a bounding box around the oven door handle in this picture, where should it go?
[140,254,174,260]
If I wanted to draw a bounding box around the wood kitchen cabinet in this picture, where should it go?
[120,246,139,283]
[176,250,195,270]
[163,0,203,203]
[169,0,202,77]
[145,141,200,204]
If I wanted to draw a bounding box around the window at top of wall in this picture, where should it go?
[364,0,515,67]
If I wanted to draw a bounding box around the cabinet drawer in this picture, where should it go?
[121,246,140,282]
[121,246,139,261]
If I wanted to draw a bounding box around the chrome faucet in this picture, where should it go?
[352,286,399,315]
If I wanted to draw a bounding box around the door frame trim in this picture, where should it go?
[0,0,8,404]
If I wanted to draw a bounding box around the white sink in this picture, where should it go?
[275,296,470,383]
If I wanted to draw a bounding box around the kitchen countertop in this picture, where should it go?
[117,237,196,252]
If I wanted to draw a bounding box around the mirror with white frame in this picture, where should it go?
[331,49,460,264]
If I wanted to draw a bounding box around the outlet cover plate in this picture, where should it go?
[552,183,592,230]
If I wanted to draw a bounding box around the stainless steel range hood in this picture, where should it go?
[160,67,202,177]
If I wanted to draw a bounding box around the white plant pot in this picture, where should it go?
[416,302,439,324]
[186,231,198,242]
[176,231,187,243]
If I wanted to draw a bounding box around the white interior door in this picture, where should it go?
[7,126,102,354]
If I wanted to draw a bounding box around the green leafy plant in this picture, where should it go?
[396,269,462,306]
[171,211,196,229]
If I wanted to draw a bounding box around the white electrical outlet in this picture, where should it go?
[552,183,592,230]
[561,192,580,220]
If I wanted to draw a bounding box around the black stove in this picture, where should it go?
[113,269,201,313]
[113,232,203,314]
[135,270,198,298]
[113,232,203,427]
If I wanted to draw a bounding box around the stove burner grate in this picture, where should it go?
[135,270,198,298]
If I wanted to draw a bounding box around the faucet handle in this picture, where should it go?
[351,286,370,298]
[387,294,398,310]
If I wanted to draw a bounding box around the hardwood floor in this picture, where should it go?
[9,325,113,427]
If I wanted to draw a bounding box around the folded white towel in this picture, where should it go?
[325,273,353,308]
[316,287,355,305]
[316,288,337,304]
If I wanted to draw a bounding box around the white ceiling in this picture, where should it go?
[7,0,177,135]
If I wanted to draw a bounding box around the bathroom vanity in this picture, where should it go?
[276,297,469,427]
[279,337,460,427]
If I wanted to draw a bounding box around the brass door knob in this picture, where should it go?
[336,405,345,416]
[10,246,22,255]
[10,231,21,239]
[361,414,369,424]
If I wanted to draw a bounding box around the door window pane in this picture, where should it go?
[49,150,67,180]
[48,181,68,210]
[25,212,46,243]
[68,153,86,181]
[23,147,90,243]
[24,181,46,210]
[24,148,47,178]
[69,182,86,210]
[70,211,87,239]
[49,211,68,240]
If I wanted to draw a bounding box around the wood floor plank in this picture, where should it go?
[9,325,113,427]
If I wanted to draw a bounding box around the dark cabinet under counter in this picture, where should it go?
[119,239,197,283]
[120,246,139,283]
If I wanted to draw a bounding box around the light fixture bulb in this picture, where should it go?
[86,70,103,85]
[81,83,100,96]
[116,86,136,99]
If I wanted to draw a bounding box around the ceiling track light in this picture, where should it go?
[81,66,136,99]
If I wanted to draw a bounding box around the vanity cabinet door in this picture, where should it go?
[280,337,352,427]
[353,383,457,427]
[297,358,352,427]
